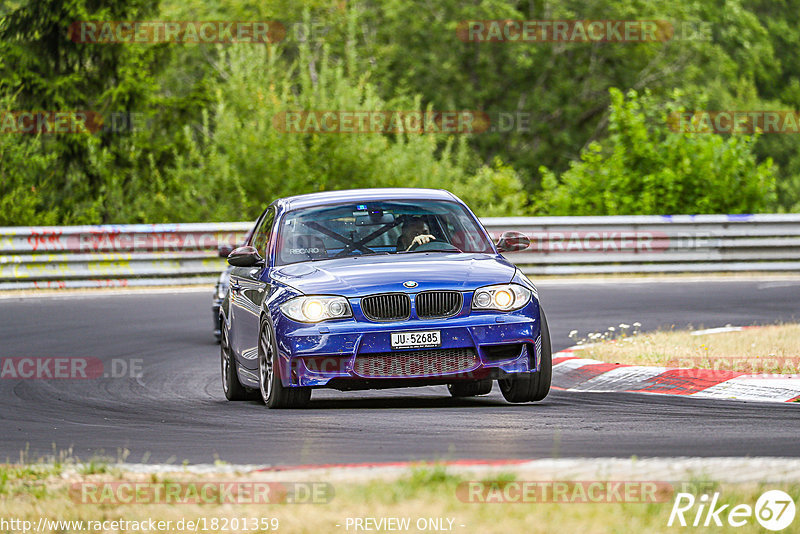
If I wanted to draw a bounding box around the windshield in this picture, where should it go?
[275,199,494,265]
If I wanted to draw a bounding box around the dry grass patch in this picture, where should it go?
[577,324,800,373]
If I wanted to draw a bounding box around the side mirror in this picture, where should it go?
[218,244,234,258]
[227,245,265,267]
[495,231,530,253]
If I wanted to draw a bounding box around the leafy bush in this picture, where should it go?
[0,128,58,226]
[536,88,777,215]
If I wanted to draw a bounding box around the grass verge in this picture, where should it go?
[1,464,799,533]
[574,324,800,373]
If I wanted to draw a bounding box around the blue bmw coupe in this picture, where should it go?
[219,188,551,408]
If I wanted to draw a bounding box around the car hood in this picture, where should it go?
[270,253,517,296]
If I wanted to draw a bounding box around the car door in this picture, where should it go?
[229,207,275,372]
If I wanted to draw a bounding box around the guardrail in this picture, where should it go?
[1,214,798,289]
[486,214,800,275]
[0,223,250,290]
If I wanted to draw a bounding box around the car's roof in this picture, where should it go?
[275,188,460,211]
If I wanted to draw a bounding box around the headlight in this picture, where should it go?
[280,296,353,323]
[471,284,531,311]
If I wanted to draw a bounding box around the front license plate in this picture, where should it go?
[391,330,441,349]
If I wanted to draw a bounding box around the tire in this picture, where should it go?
[498,308,552,403]
[213,307,222,343]
[221,330,255,401]
[259,319,311,409]
[447,379,493,397]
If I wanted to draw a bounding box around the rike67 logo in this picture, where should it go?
[668,490,796,531]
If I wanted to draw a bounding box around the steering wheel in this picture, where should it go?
[409,241,461,252]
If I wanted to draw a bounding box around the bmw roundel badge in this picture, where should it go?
[403,280,418,288]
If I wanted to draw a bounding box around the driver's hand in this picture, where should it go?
[406,234,436,251]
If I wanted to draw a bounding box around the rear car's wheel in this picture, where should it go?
[498,308,552,403]
[259,319,311,409]
[447,380,493,397]
[213,308,222,343]
[221,331,255,401]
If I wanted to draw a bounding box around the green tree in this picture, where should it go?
[536,88,776,215]
[0,0,179,224]
[157,11,531,221]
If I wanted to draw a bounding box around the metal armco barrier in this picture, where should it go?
[0,223,250,290]
[1,214,798,289]
[490,214,800,275]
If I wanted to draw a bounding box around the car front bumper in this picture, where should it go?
[273,300,542,388]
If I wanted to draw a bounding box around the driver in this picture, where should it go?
[397,216,436,251]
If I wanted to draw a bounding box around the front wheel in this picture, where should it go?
[259,320,311,409]
[498,308,552,403]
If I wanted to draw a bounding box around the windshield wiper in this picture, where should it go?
[397,249,456,254]
[344,251,392,257]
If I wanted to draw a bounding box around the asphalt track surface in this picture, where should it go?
[1,279,799,465]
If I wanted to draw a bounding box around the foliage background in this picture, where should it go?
[0,0,797,225]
